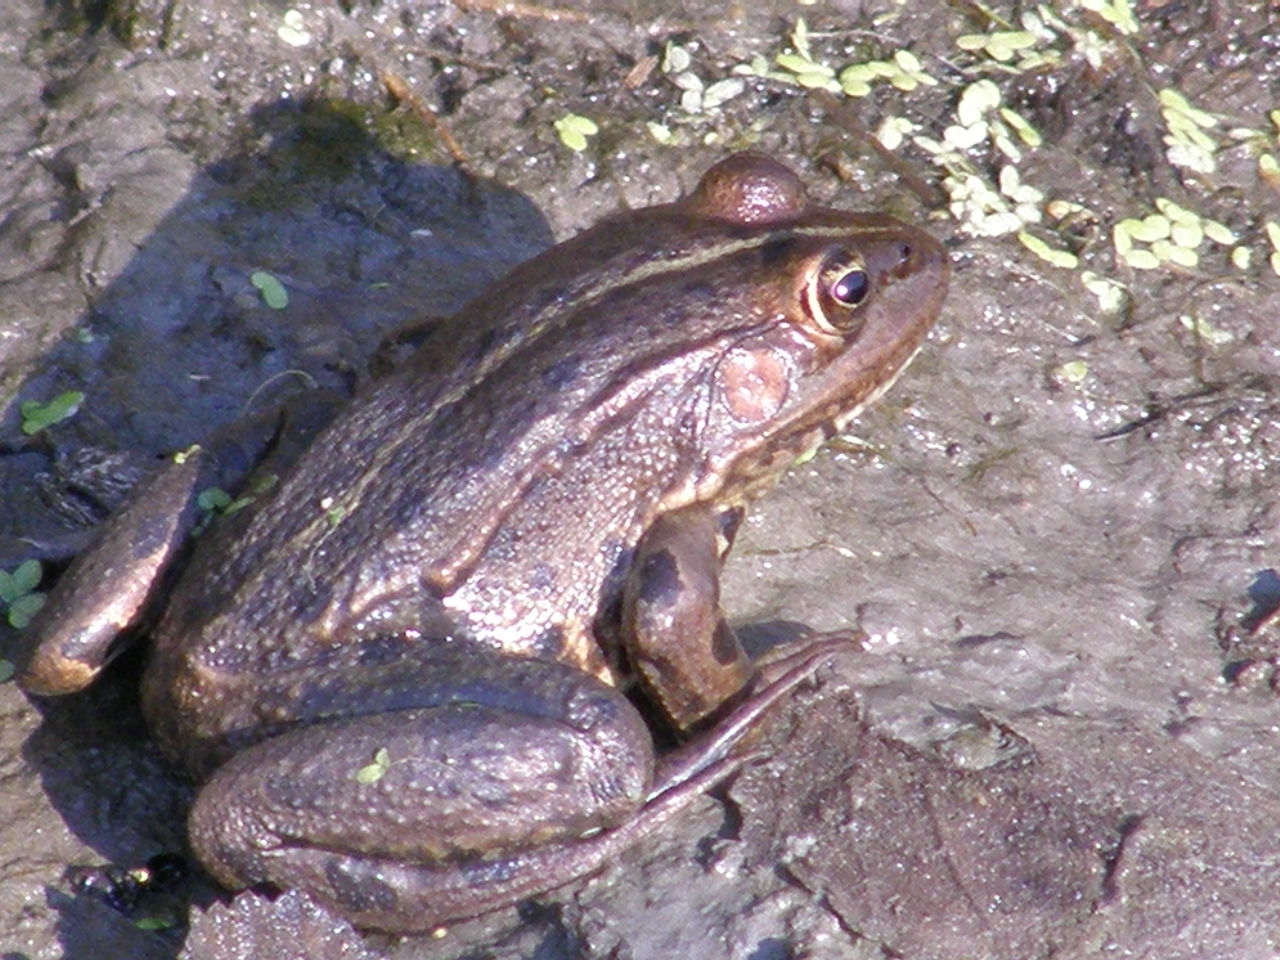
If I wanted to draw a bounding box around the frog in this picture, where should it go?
[18,153,949,933]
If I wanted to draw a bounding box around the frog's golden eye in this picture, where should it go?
[806,250,869,335]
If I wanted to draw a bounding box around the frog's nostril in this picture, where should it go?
[888,242,917,279]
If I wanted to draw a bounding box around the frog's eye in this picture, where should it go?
[806,250,870,335]
[830,266,869,305]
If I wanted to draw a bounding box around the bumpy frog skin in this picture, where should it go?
[20,153,949,932]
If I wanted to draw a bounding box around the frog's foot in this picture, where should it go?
[750,627,868,686]
[651,631,858,795]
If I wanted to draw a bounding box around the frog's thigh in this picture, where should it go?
[189,685,652,922]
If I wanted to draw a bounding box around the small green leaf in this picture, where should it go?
[134,914,177,931]
[1055,360,1089,383]
[354,746,392,784]
[250,270,289,309]
[0,560,41,619]
[1202,219,1236,246]
[277,8,312,47]
[646,121,674,145]
[1017,231,1078,269]
[554,113,598,152]
[1122,248,1161,270]
[776,53,830,75]
[790,17,812,61]
[1179,313,1233,346]
[1266,220,1280,250]
[792,70,839,91]
[319,496,347,527]
[999,107,1042,147]
[1125,214,1171,244]
[702,78,745,110]
[197,487,233,513]
[194,473,275,521]
[20,391,86,435]
[1081,271,1127,314]
[250,473,279,496]
[661,41,691,74]
[8,593,45,629]
[173,444,202,466]
[0,660,14,683]
[840,76,871,97]
[12,559,42,595]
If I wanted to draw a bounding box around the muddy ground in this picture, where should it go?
[1,1,1278,958]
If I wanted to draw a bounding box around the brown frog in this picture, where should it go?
[19,153,949,932]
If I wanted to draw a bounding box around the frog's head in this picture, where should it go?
[667,153,950,503]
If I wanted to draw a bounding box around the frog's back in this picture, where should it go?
[149,193,814,677]
[138,201,753,759]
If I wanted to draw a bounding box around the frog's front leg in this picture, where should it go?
[621,503,863,792]
[622,504,754,733]
[188,651,653,932]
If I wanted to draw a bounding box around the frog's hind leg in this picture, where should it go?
[189,636,847,933]
[228,729,748,934]
[187,653,653,932]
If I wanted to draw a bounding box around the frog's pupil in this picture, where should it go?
[832,269,868,305]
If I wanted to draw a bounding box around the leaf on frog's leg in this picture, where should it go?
[353,747,392,784]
